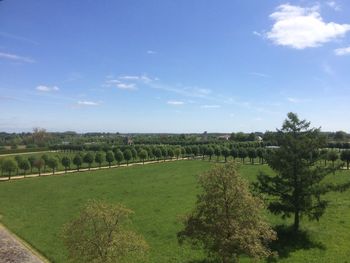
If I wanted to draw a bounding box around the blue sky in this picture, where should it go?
[1,0,350,133]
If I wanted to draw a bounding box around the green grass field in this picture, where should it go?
[0,160,349,262]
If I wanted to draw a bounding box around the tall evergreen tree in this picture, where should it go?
[255,113,348,232]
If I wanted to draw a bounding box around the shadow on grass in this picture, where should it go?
[268,225,326,261]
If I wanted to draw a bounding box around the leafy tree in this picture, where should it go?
[33,158,45,176]
[221,147,230,162]
[106,151,115,168]
[214,146,221,161]
[178,163,276,263]
[230,148,238,161]
[28,155,36,173]
[341,150,350,170]
[185,146,192,158]
[131,147,138,161]
[83,152,95,170]
[154,148,162,161]
[327,151,339,170]
[18,158,30,176]
[206,147,214,161]
[255,112,344,232]
[174,147,181,160]
[191,145,200,158]
[2,158,17,179]
[47,157,59,174]
[256,148,265,164]
[41,154,49,172]
[62,200,149,263]
[334,130,347,141]
[168,148,175,160]
[238,148,247,164]
[123,149,132,166]
[161,147,168,161]
[95,152,105,168]
[320,149,328,166]
[139,149,148,164]
[61,156,71,173]
[73,154,83,171]
[114,150,124,166]
[248,148,257,164]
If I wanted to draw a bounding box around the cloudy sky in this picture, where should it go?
[1,0,350,133]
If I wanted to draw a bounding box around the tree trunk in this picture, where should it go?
[294,211,300,232]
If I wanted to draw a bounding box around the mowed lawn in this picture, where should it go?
[0,160,349,262]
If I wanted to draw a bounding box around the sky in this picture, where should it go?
[1,0,350,133]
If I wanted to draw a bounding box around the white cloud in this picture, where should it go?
[116,83,137,90]
[0,52,35,63]
[118,74,156,83]
[334,46,350,56]
[253,31,262,37]
[36,85,59,92]
[167,100,184,105]
[287,97,310,103]
[147,50,157,54]
[266,4,350,49]
[77,100,99,106]
[201,105,221,109]
[327,1,341,11]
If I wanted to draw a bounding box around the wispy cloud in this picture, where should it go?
[36,85,59,92]
[0,52,35,63]
[253,31,262,37]
[116,82,137,90]
[334,46,350,56]
[327,1,341,11]
[322,63,335,76]
[147,50,157,55]
[266,4,350,49]
[249,72,270,78]
[167,100,184,105]
[287,97,310,103]
[104,74,157,91]
[200,104,221,109]
[77,100,100,106]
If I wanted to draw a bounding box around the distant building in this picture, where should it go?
[202,131,208,141]
[218,134,230,141]
[124,136,133,145]
[257,136,263,142]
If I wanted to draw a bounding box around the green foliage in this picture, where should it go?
[221,147,230,162]
[106,151,115,167]
[73,154,83,171]
[61,156,71,172]
[138,150,148,164]
[0,162,350,262]
[47,157,59,174]
[123,149,132,165]
[62,200,149,263]
[1,158,17,178]
[340,150,350,170]
[33,158,45,175]
[95,152,105,168]
[18,158,30,175]
[114,150,124,165]
[178,163,276,262]
[83,152,95,170]
[255,113,346,232]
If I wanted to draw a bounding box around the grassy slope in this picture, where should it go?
[0,161,349,262]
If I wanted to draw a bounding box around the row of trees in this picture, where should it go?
[2,145,350,179]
